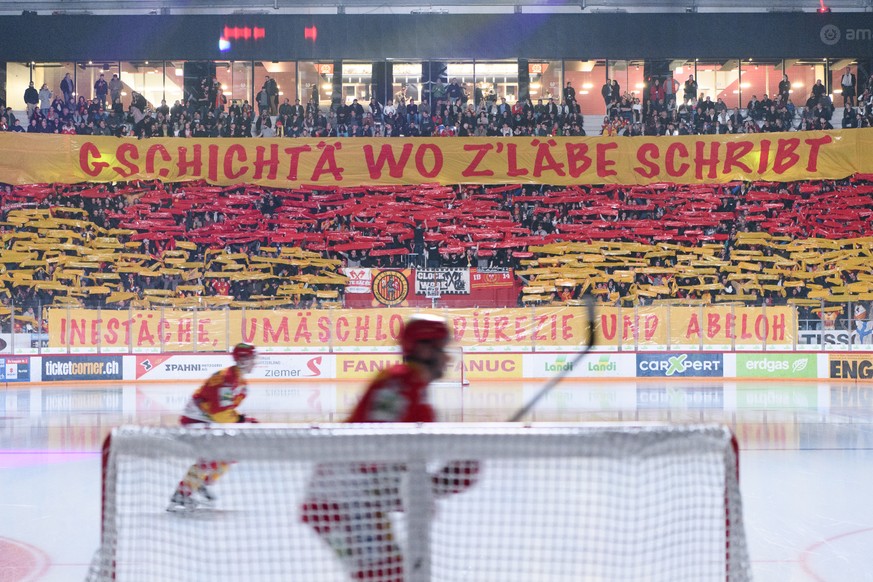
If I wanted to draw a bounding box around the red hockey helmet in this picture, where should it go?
[232,343,256,362]
[401,315,450,357]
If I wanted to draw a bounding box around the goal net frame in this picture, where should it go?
[437,343,468,387]
[89,423,749,582]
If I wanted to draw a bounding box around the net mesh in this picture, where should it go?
[89,424,750,582]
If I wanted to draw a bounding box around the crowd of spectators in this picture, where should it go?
[8,69,873,139]
[602,70,873,136]
[12,74,588,139]
[0,176,871,333]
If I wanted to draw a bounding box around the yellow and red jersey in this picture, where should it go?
[181,365,247,424]
[345,362,435,423]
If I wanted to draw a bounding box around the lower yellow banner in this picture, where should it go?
[47,305,792,350]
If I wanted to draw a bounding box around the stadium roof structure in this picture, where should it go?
[4,0,870,15]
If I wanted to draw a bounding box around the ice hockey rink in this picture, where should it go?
[2,378,873,582]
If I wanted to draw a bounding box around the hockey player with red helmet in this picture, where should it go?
[301,315,479,581]
[346,313,450,423]
[167,343,259,511]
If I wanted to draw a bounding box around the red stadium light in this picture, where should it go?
[222,26,266,41]
[817,0,831,12]
[304,25,318,42]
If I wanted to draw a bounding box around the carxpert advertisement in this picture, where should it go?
[41,356,122,381]
[636,353,724,378]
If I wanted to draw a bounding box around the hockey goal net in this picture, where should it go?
[89,424,749,582]
[438,344,467,387]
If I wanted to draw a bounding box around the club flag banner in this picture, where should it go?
[470,269,515,289]
[1,130,871,187]
[344,268,520,308]
[341,268,373,294]
[415,269,471,295]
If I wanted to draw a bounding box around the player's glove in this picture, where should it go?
[432,460,480,497]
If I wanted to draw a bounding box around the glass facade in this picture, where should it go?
[788,60,827,109]
[693,60,738,106]
[564,60,607,115]
[253,62,296,115]
[391,62,422,105]
[117,61,157,111]
[297,61,332,111]
[164,61,186,108]
[830,60,858,107]
[741,61,780,109]
[215,61,254,108]
[3,57,862,116]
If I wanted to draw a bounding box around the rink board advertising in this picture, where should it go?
[636,353,724,378]
[135,354,332,381]
[0,357,30,382]
[735,354,817,379]
[42,356,123,381]
[829,355,873,380]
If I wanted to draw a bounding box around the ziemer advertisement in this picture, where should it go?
[636,353,724,378]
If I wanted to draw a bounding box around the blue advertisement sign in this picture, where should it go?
[42,356,123,381]
[0,357,31,382]
[636,353,724,378]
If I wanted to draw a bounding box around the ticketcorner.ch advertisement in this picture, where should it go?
[42,356,123,382]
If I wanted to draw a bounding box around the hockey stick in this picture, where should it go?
[508,294,597,422]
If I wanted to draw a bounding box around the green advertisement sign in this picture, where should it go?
[735,354,817,379]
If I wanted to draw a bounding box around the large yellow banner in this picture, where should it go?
[2,130,870,187]
[47,305,791,351]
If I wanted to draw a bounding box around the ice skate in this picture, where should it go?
[196,485,216,505]
[167,490,198,512]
